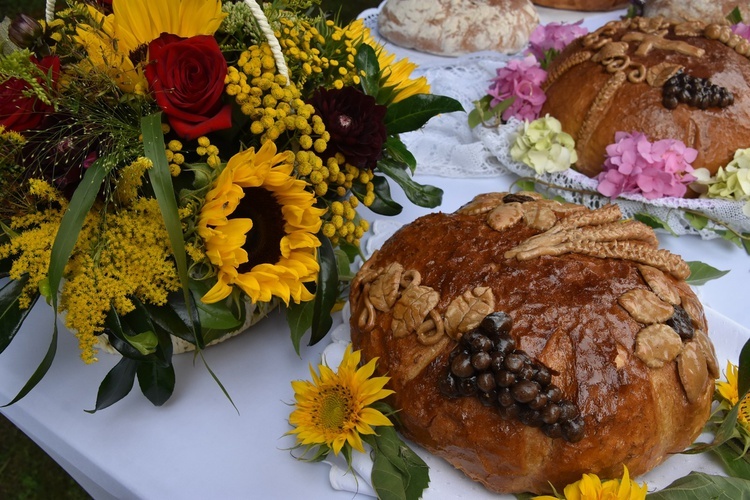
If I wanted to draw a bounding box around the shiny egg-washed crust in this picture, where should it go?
[541,16,750,179]
[349,195,717,494]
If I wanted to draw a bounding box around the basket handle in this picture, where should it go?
[44,0,290,81]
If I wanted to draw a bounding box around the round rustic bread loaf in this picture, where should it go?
[532,0,628,11]
[644,0,750,24]
[377,0,539,56]
[349,192,717,494]
[540,16,750,178]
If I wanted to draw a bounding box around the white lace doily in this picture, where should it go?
[363,6,750,239]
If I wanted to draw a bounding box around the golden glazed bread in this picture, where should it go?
[349,192,718,494]
[377,0,539,56]
[540,17,750,178]
[532,0,629,11]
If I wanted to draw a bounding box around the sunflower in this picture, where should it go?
[197,140,325,305]
[287,345,394,455]
[75,0,226,93]
[533,466,647,500]
[345,19,430,104]
[716,360,750,431]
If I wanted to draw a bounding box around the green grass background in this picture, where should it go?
[0,0,380,498]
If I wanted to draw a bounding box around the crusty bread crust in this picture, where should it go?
[378,0,539,56]
[350,195,716,494]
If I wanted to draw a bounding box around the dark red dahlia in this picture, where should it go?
[307,86,387,170]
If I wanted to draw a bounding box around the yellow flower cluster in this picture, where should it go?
[276,17,359,91]
[321,197,369,247]
[165,139,185,177]
[195,136,222,169]
[114,157,152,204]
[61,197,181,362]
[0,183,63,309]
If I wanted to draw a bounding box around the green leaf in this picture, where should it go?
[137,361,175,406]
[633,212,676,235]
[0,276,39,354]
[686,261,730,286]
[2,320,57,407]
[286,300,314,355]
[467,96,494,129]
[378,159,443,208]
[189,280,242,332]
[353,175,402,216]
[514,179,537,193]
[355,43,380,97]
[647,472,750,499]
[684,212,709,231]
[727,6,744,25]
[310,235,337,346]
[385,94,463,135]
[369,426,430,500]
[142,113,198,341]
[126,330,159,356]
[48,157,109,312]
[718,229,743,248]
[384,136,417,174]
[712,441,750,480]
[142,288,199,345]
[334,247,355,281]
[85,357,139,413]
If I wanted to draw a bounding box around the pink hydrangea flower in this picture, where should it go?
[487,55,547,122]
[596,132,698,199]
[526,21,588,62]
[732,23,750,41]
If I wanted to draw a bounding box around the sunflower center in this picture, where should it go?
[318,387,354,431]
[235,187,285,273]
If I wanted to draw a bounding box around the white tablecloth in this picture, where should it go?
[2,5,750,500]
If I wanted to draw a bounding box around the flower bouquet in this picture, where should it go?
[0,0,462,410]
[469,13,750,253]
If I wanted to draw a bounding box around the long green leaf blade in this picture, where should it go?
[141,113,200,342]
[2,321,57,407]
[48,157,109,311]
[0,276,38,354]
[286,300,314,355]
[355,43,380,97]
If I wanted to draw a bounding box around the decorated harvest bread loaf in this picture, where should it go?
[643,0,750,24]
[349,192,718,494]
[377,0,539,56]
[531,0,628,11]
[540,16,750,179]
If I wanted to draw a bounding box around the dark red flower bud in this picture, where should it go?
[8,14,44,50]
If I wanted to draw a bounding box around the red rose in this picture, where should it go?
[145,33,231,140]
[0,55,59,132]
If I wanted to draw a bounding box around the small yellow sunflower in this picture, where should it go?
[534,466,647,500]
[287,345,394,455]
[716,360,750,430]
[197,140,325,305]
[345,19,430,104]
